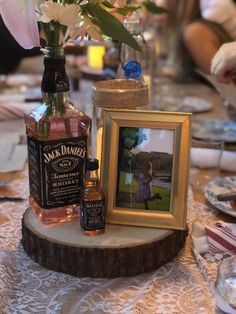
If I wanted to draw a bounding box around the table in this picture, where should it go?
[0,79,236,313]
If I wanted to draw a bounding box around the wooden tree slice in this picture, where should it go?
[21,208,187,278]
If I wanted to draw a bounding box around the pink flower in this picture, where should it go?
[0,0,40,49]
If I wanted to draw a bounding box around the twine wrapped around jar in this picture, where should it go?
[92,79,149,109]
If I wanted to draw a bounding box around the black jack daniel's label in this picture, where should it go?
[80,200,105,230]
[27,136,87,209]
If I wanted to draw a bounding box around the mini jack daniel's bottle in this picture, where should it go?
[80,158,105,236]
[25,46,91,224]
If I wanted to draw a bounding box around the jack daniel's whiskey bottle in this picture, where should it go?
[80,158,105,236]
[25,46,91,224]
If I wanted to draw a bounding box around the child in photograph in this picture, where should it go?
[137,161,162,210]
[137,161,153,209]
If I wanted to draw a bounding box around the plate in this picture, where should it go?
[204,176,236,217]
[192,119,236,143]
[180,96,212,113]
[160,96,212,113]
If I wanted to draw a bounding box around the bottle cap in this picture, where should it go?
[86,158,99,171]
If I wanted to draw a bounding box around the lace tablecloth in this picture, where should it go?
[0,169,224,314]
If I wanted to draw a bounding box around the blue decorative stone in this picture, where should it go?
[123,60,142,79]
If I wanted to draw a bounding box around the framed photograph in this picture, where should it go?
[101,109,191,230]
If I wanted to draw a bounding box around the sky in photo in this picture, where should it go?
[131,128,174,155]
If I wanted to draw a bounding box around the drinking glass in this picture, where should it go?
[190,138,224,188]
[215,256,236,313]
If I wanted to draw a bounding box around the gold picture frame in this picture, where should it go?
[101,109,191,230]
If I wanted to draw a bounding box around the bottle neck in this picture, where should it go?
[124,18,141,36]
[85,169,99,189]
[120,36,142,63]
[41,91,70,112]
[41,46,70,94]
[118,17,144,82]
[118,42,144,82]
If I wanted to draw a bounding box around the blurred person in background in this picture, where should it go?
[0,15,42,75]
[211,41,236,83]
[211,41,236,119]
[211,41,236,208]
[155,0,236,82]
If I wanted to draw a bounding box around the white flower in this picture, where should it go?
[39,1,82,27]
[0,0,142,50]
[64,16,103,43]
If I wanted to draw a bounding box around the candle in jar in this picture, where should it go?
[87,45,105,69]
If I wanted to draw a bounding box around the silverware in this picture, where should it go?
[0,195,25,202]
[217,192,236,202]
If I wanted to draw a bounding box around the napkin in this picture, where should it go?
[0,98,37,120]
[221,150,236,172]
[0,144,27,172]
[191,148,236,172]
[0,102,37,120]
[0,127,27,172]
[5,74,42,87]
[191,221,236,255]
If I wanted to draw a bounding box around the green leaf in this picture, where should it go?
[60,0,79,4]
[101,0,114,9]
[84,3,141,51]
[143,2,169,14]
[101,0,139,16]
[116,7,140,16]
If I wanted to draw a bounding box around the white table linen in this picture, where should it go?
[0,179,218,314]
